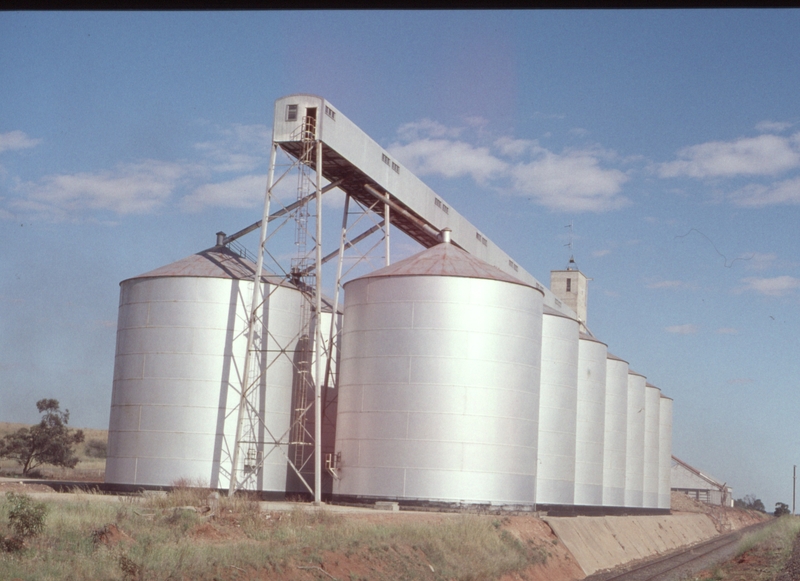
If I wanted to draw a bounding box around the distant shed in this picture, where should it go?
[671,455,733,507]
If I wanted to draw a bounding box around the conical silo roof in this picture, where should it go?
[352,241,536,290]
[543,304,579,320]
[579,331,607,346]
[123,245,292,287]
[607,351,629,363]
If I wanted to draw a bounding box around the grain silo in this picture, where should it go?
[643,383,662,508]
[575,333,607,506]
[536,306,579,507]
[658,395,673,510]
[105,245,303,492]
[603,352,629,507]
[624,370,647,507]
[332,233,544,507]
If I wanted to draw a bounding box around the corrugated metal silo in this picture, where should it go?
[658,395,673,510]
[105,246,302,491]
[602,352,628,507]
[575,333,607,506]
[333,238,544,507]
[643,383,662,508]
[625,370,647,507]
[536,306,579,506]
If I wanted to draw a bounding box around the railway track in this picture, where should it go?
[586,520,772,581]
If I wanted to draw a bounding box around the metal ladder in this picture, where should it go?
[289,116,318,470]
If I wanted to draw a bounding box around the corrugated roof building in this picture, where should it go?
[671,455,733,507]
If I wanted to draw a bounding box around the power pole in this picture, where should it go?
[793,465,796,516]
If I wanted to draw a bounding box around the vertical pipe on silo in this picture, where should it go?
[625,371,646,507]
[643,384,661,508]
[575,334,607,506]
[536,309,579,506]
[314,140,324,505]
[602,354,628,507]
[658,396,673,510]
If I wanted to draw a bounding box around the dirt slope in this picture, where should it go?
[670,491,770,532]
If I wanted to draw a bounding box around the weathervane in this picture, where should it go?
[565,221,577,271]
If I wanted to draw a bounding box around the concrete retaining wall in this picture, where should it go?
[544,513,719,575]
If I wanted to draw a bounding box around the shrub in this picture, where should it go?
[84,439,107,459]
[6,492,48,539]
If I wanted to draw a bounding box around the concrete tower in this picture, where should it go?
[550,257,589,327]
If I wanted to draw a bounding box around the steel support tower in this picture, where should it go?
[226,94,582,501]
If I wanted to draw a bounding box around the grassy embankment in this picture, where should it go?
[0,422,107,481]
[0,485,549,581]
[686,515,800,581]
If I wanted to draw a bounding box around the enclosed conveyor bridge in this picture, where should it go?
[272,94,577,320]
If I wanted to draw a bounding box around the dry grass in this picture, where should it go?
[683,516,800,581]
[0,485,548,581]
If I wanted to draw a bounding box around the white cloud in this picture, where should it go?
[11,160,194,220]
[727,176,800,207]
[464,116,490,129]
[665,324,699,335]
[716,327,738,334]
[660,133,800,179]
[494,136,538,158]
[756,120,793,133]
[646,279,689,290]
[390,118,632,214]
[743,252,778,271]
[2,122,276,221]
[179,172,346,213]
[511,151,630,212]
[395,119,462,142]
[592,249,611,257]
[389,139,508,184]
[193,123,271,173]
[0,130,41,154]
[181,174,268,212]
[738,276,800,297]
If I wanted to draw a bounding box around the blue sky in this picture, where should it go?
[2,10,800,509]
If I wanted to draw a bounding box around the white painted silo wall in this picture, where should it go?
[658,396,673,509]
[603,354,628,506]
[536,311,579,506]
[575,335,607,506]
[624,371,647,507]
[106,275,301,491]
[334,275,543,506]
[643,384,662,508]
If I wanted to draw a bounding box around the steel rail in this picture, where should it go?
[587,520,772,581]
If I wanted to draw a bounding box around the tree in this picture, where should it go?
[775,502,791,517]
[735,493,766,513]
[0,399,84,476]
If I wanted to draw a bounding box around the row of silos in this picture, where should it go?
[331,236,673,511]
[105,237,672,512]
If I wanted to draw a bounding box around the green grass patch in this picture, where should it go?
[737,514,800,558]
